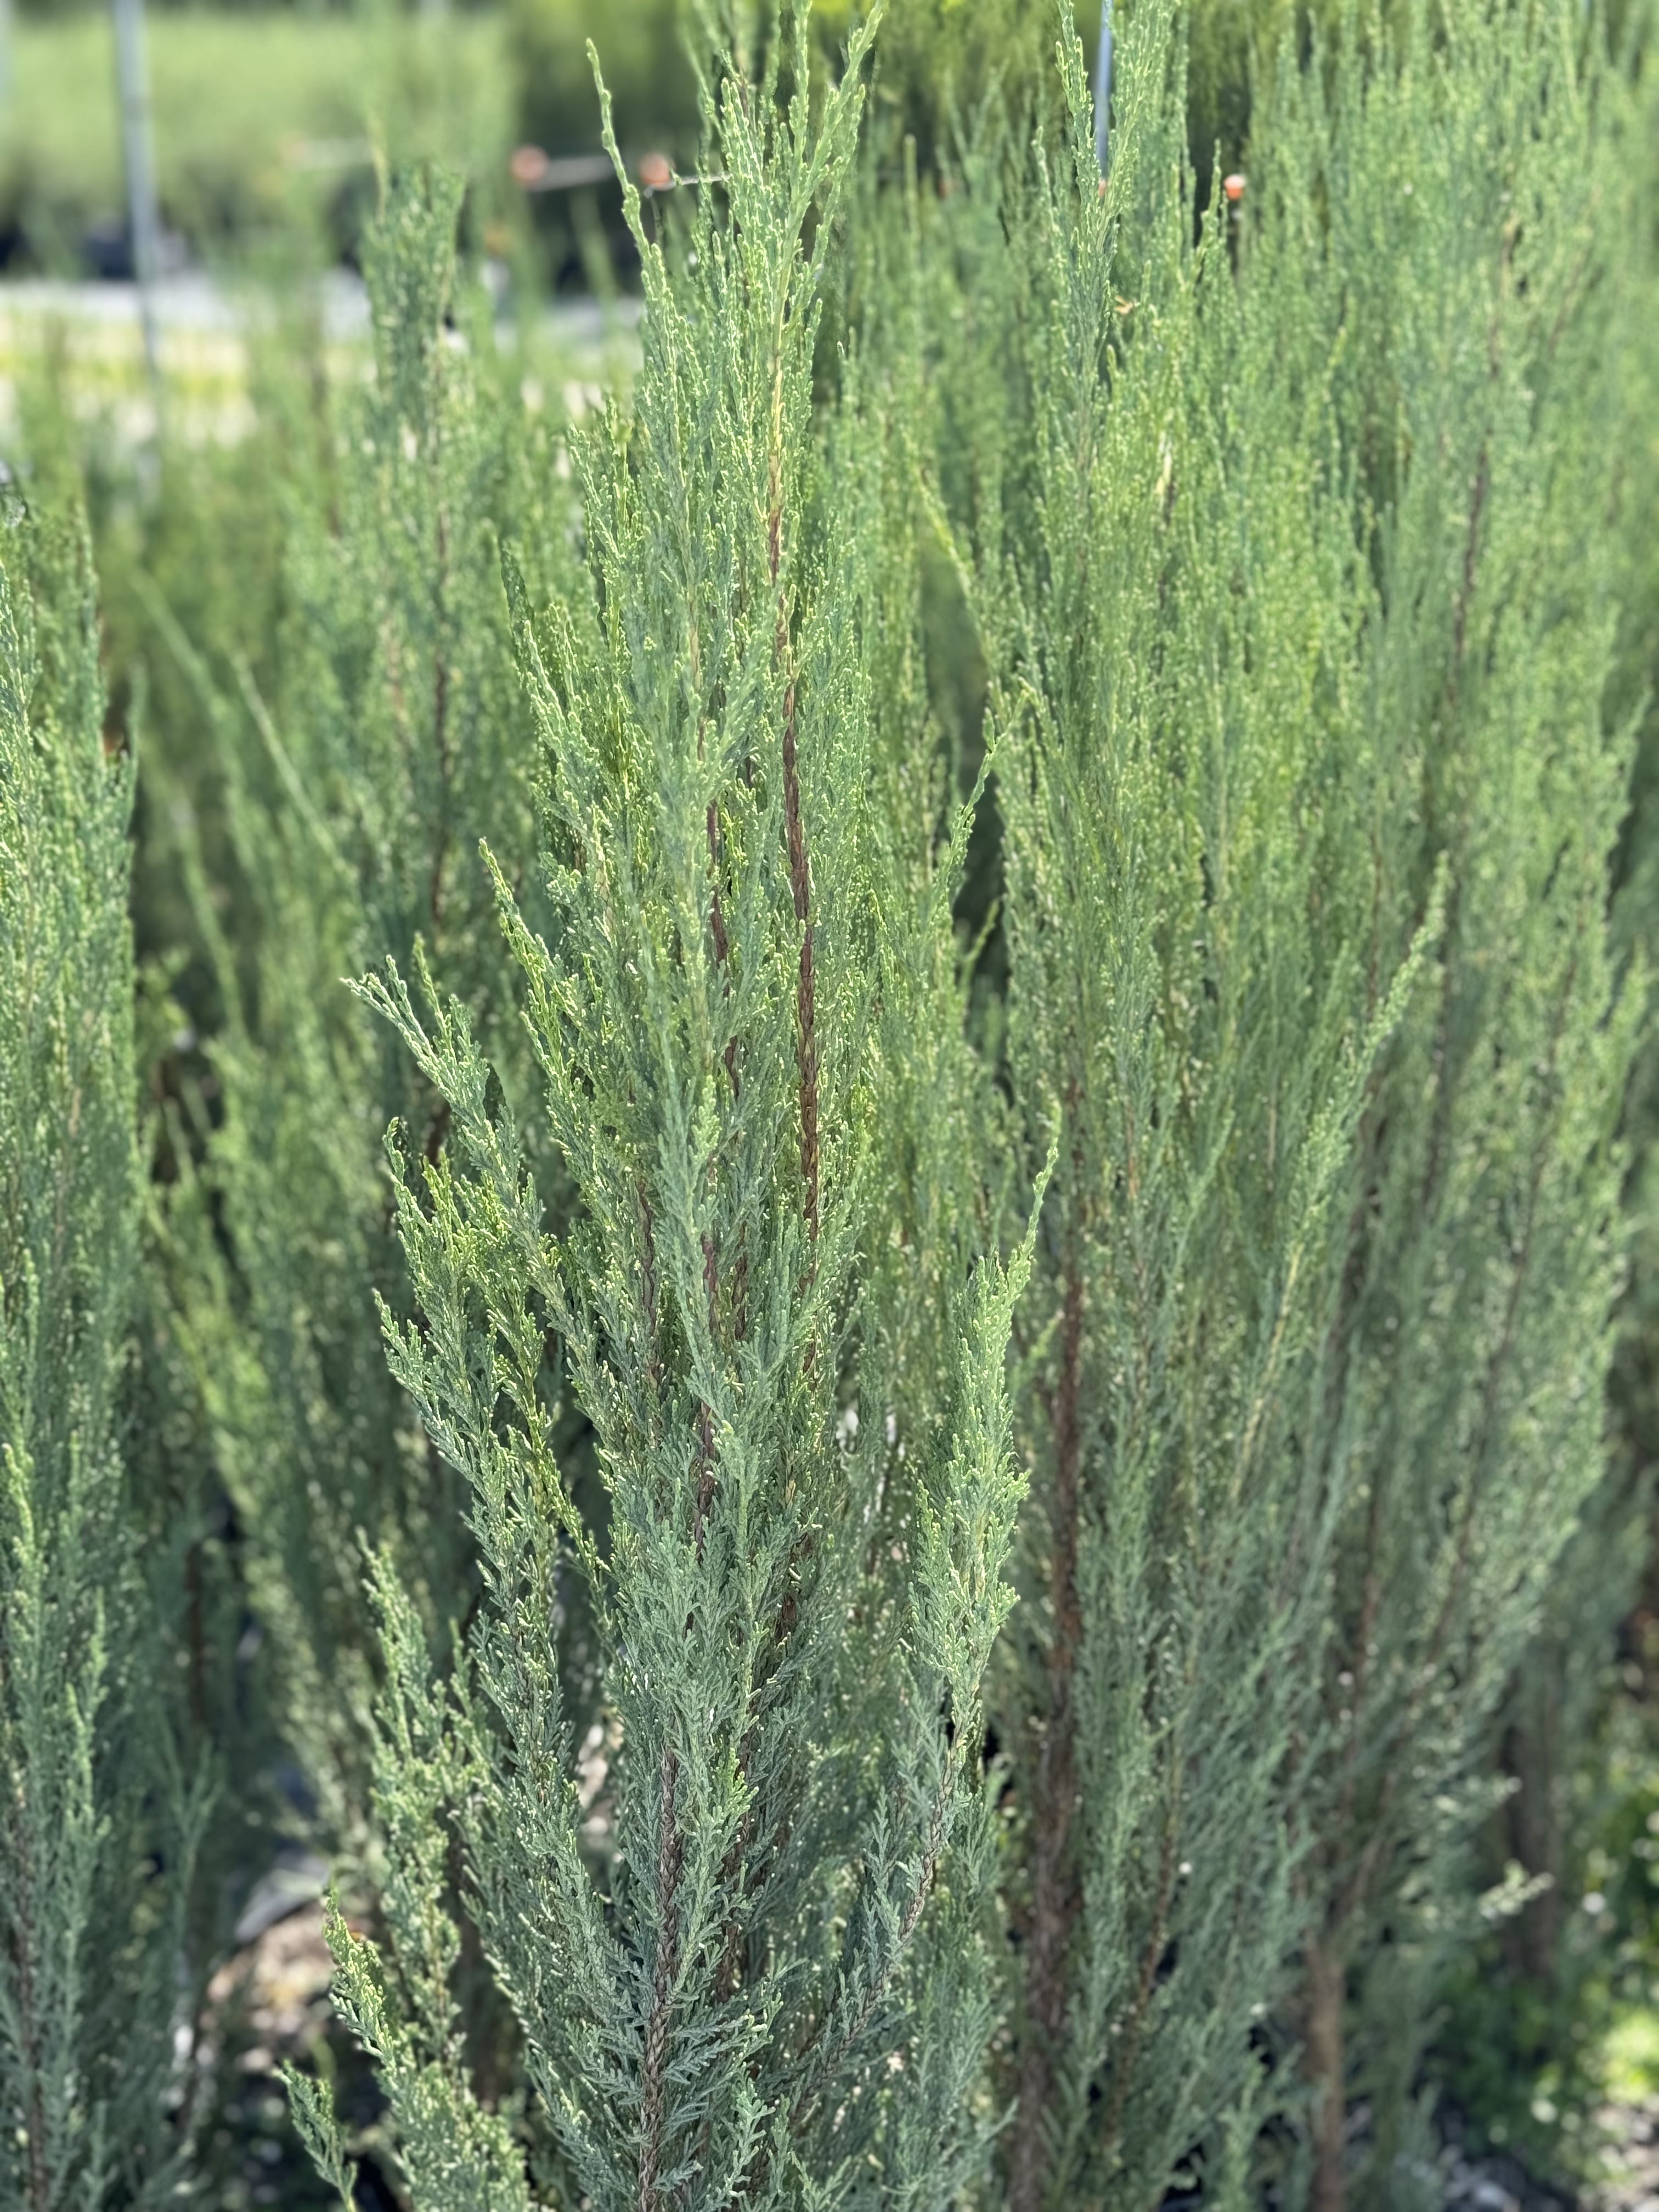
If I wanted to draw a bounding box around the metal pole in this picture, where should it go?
[1094,0,1113,173]
[111,0,162,387]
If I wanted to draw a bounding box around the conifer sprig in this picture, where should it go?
[2,2,1651,2204]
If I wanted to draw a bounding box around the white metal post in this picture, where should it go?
[1094,0,1113,173]
[111,0,162,385]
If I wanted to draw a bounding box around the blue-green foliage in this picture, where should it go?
[1248,12,1644,2199]
[287,10,1046,2207]
[847,4,1647,2205]
[0,513,211,2210]
[154,170,581,1846]
[0,2,1655,2208]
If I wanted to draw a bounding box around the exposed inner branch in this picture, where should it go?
[1009,1238,1085,2212]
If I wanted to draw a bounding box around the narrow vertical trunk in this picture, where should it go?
[1305,1934,1347,2212]
[1500,1707,1562,1988]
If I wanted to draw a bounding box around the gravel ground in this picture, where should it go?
[1588,2102,1659,2212]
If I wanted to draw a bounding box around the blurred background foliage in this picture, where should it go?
[0,0,1323,281]
[0,10,512,270]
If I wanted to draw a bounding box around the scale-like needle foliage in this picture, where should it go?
[0,513,211,2210]
[156,173,580,1842]
[289,10,1041,2207]
[862,12,1431,2203]
[1,2,1651,2203]
[1243,13,1645,2203]
[842,5,1645,2205]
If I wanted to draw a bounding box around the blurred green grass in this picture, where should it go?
[0,13,516,269]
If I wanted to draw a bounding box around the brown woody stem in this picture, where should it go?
[1009,1243,1085,2212]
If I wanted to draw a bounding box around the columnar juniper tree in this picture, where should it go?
[1469,40,1659,2074]
[867,10,1437,2204]
[1235,13,1644,2205]
[289,9,1040,2205]
[0,514,211,2209]
[157,172,578,1842]
[845,2,1645,2202]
